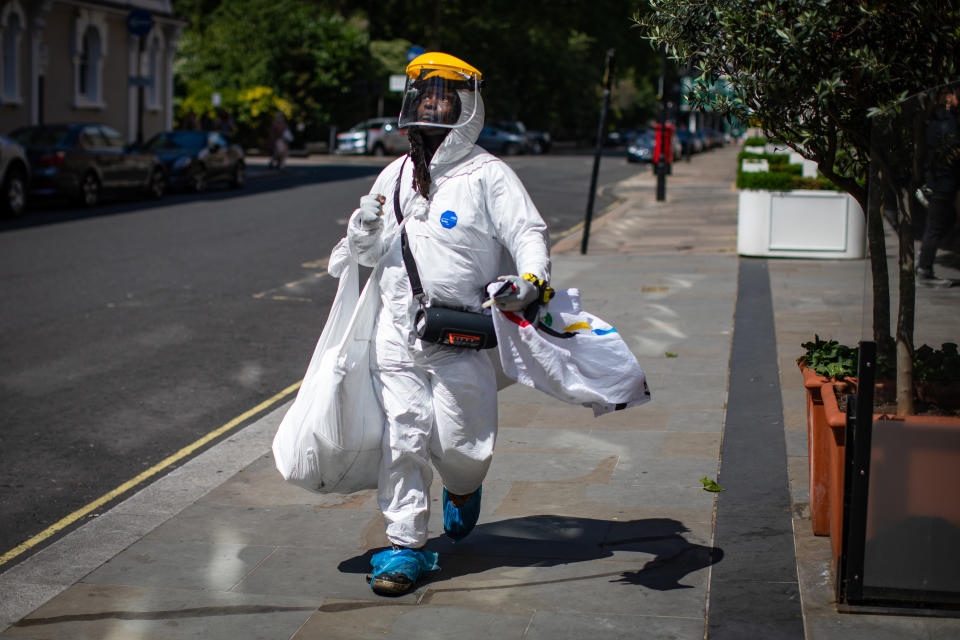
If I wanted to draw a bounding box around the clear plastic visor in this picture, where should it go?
[398,71,479,129]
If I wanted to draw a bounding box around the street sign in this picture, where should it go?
[127,8,153,37]
[406,45,425,63]
[389,74,406,93]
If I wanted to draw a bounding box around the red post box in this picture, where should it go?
[654,123,675,164]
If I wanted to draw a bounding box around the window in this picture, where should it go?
[79,126,106,148]
[79,27,101,101]
[1,1,25,103]
[145,30,164,110]
[73,10,108,108]
[100,126,126,149]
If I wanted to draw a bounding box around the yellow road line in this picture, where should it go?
[0,380,302,569]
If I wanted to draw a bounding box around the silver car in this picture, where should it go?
[335,117,409,156]
[0,135,29,217]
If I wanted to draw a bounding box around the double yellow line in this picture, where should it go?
[0,380,302,569]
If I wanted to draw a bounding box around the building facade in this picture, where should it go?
[0,0,184,141]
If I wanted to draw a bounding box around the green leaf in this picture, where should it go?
[665,352,678,358]
[700,477,726,492]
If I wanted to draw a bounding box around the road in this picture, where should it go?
[0,149,645,570]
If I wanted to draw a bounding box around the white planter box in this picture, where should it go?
[737,189,865,259]
[741,159,769,173]
[788,152,819,178]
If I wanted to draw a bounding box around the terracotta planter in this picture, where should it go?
[820,379,850,570]
[819,379,960,574]
[799,364,832,535]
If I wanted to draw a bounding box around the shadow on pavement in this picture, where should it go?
[338,515,723,593]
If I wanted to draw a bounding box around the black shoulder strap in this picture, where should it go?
[393,157,424,302]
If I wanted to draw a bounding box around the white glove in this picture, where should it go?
[492,274,539,311]
[356,194,385,231]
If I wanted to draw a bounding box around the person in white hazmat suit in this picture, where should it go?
[345,52,551,596]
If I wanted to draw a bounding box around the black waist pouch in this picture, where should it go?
[415,306,497,350]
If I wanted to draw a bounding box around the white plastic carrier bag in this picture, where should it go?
[272,238,385,493]
[488,285,651,416]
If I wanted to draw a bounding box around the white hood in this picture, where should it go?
[429,90,485,170]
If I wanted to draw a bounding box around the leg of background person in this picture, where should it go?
[917,191,957,274]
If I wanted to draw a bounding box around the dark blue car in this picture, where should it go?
[142,130,245,193]
[477,125,526,156]
[9,123,166,207]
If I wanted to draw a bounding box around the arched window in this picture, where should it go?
[79,26,101,101]
[145,29,164,110]
[73,10,108,107]
[1,1,25,103]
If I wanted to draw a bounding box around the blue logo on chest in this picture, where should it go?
[440,210,458,229]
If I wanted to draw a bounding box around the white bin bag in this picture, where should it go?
[272,239,385,493]
[488,285,651,416]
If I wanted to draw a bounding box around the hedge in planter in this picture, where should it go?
[736,169,838,191]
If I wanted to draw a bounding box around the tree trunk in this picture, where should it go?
[866,163,892,362]
[895,187,915,415]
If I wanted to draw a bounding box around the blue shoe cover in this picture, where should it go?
[443,486,482,541]
[370,547,439,596]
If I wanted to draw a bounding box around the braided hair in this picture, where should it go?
[406,127,450,198]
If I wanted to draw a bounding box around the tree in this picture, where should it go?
[174,0,372,144]
[365,0,661,139]
[173,0,665,141]
[639,0,960,413]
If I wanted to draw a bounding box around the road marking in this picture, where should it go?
[0,380,303,569]
[252,257,331,301]
[252,271,328,301]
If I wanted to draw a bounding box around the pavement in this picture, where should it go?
[2,146,959,639]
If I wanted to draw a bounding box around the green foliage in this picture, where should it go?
[175,0,371,144]
[913,343,960,385]
[173,0,663,142]
[700,477,725,492]
[736,162,834,191]
[743,136,767,147]
[798,336,860,379]
[637,1,960,207]
[737,150,790,168]
[366,0,661,138]
[798,337,959,383]
[736,171,794,191]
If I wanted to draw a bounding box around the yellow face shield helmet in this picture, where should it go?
[398,52,483,130]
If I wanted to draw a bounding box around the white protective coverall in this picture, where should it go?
[346,91,550,548]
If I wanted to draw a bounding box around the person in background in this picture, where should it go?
[918,86,960,287]
[216,109,236,140]
[267,112,292,170]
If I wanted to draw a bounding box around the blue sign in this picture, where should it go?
[406,46,426,63]
[440,210,458,229]
[127,9,153,37]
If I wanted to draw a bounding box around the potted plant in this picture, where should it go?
[735,143,865,259]
[797,337,859,535]
[800,339,960,567]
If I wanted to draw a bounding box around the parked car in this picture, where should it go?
[335,117,408,156]
[477,125,526,155]
[142,130,245,193]
[626,132,656,163]
[0,135,29,217]
[9,124,165,207]
[495,121,552,154]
